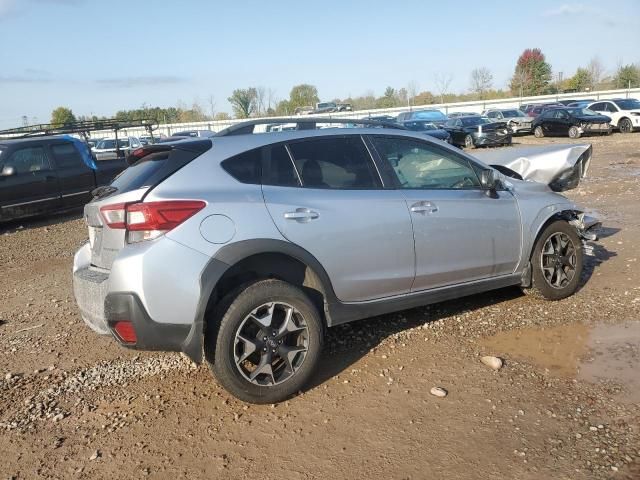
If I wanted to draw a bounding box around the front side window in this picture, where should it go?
[288,136,380,189]
[5,146,51,174]
[370,136,481,189]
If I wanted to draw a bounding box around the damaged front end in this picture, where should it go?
[473,144,592,192]
[570,212,601,242]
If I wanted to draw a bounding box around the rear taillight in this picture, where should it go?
[126,145,171,165]
[100,200,205,243]
[112,321,137,344]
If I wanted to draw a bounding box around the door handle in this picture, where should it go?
[284,208,319,222]
[410,201,438,214]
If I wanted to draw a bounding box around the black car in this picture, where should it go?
[401,120,451,142]
[0,136,127,222]
[444,116,512,148]
[532,108,611,139]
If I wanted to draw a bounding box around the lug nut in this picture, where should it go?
[263,347,267,352]
[263,336,267,341]
[272,331,276,336]
[278,340,282,344]
[272,349,276,353]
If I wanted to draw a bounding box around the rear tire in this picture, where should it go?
[568,126,581,139]
[534,126,544,138]
[206,279,323,404]
[523,220,583,301]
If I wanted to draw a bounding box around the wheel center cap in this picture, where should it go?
[266,338,278,349]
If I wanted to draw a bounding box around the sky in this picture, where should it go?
[0,0,638,129]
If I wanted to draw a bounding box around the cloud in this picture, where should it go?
[0,69,53,83]
[96,76,189,88]
[543,4,599,16]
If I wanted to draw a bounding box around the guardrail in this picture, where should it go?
[92,87,640,139]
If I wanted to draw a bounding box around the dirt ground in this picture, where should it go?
[1,133,639,480]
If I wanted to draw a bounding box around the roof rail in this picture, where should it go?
[0,118,158,140]
[215,117,405,137]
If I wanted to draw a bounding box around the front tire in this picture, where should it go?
[534,126,544,138]
[207,279,324,404]
[568,126,581,138]
[464,134,475,148]
[524,220,583,301]
[619,117,633,134]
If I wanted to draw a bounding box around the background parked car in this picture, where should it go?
[92,136,142,160]
[567,100,593,108]
[400,120,451,142]
[532,107,611,139]
[588,98,640,133]
[483,109,534,134]
[170,130,215,138]
[558,99,594,106]
[444,115,511,148]
[396,109,448,127]
[447,112,478,118]
[524,103,563,118]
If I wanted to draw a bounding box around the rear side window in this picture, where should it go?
[221,148,261,184]
[51,143,84,168]
[288,136,380,189]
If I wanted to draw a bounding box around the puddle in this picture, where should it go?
[481,321,640,403]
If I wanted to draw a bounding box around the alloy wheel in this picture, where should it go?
[540,232,577,289]
[234,302,309,386]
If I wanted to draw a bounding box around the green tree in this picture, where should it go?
[566,68,593,91]
[50,106,76,126]
[509,48,552,96]
[614,64,640,89]
[228,88,257,118]
[288,84,319,111]
[376,86,397,108]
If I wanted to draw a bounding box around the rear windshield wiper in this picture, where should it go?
[91,185,118,199]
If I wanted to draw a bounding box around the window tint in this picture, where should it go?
[221,148,261,184]
[370,136,480,189]
[590,103,603,111]
[487,112,497,118]
[5,146,50,174]
[288,137,380,189]
[554,110,569,119]
[51,143,84,168]
[263,144,300,187]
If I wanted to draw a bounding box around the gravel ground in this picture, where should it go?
[1,133,639,479]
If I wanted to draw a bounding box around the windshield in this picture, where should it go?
[501,110,524,117]
[412,110,447,121]
[403,121,437,131]
[614,99,640,110]
[567,108,598,116]
[461,117,490,127]
[317,102,336,109]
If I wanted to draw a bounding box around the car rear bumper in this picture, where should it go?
[72,237,223,362]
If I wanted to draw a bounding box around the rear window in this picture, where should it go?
[109,141,212,194]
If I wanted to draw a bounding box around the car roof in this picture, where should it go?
[0,135,73,146]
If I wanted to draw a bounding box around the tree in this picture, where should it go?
[50,106,76,126]
[587,57,605,89]
[509,48,552,96]
[566,68,593,91]
[214,112,231,121]
[469,67,493,99]
[614,64,640,89]
[434,73,453,104]
[228,88,257,118]
[376,86,397,108]
[288,84,319,111]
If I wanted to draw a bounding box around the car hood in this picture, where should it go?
[472,144,592,192]
[423,129,450,139]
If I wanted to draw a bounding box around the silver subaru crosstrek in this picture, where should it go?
[73,118,599,403]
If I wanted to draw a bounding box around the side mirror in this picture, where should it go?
[480,168,500,191]
[0,165,16,177]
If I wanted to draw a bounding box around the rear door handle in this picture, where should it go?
[284,208,319,222]
[410,201,438,214]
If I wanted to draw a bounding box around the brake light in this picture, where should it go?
[100,200,206,243]
[127,145,171,165]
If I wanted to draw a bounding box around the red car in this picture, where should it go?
[525,103,563,117]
